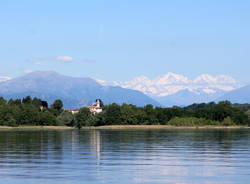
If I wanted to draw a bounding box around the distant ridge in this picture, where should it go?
[153,89,226,107]
[216,83,250,103]
[0,71,161,108]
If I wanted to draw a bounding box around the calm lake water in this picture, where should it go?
[0,129,250,184]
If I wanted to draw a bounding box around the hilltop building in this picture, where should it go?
[88,99,103,114]
[65,99,103,115]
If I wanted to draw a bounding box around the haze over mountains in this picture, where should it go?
[0,71,160,108]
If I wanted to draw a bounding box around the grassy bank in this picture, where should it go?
[0,125,249,130]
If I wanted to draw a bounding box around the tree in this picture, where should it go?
[39,110,57,126]
[0,104,20,126]
[41,101,48,109]
[218,100,232,107]
[231,109,248,125]
[0,97,6,105]
[18,104,40,125]
[57,111,74,126]
[8,99,15,105]
[52,99,63,110]
[51,99,63,116]
[144,104,159,125]
[246,110,250,126]
[222,117,234,126]
[32,97,42,107]
[13,99,22,105]
[75,107,91,129]
[91,112,106,126]
[104,103,121,125]
[120,104,139,125]
[155,107,173,125]
[22,96,32,104]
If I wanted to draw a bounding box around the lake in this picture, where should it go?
[0,129,250,184]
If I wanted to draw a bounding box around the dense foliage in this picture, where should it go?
[0,96,62,126]
[0,96,249,128]
[73,100,249,128]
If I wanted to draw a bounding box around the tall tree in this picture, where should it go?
[0,97,6,105]
[104,103,121,125]
[51,99,63,116]
[22,96,32,104]
[75,107,91,129]
[32,97,42,108]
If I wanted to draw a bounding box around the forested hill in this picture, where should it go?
[0,71,160,108]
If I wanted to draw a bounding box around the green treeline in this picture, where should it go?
[75,101,249,128]
[0,96,63,127]
[0,96,249,128]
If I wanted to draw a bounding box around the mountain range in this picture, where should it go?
[0,71,249,107]
[0,71,160,108]
[98,72,243,106]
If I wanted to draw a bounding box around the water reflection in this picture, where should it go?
[90,130,101,162]
[0,129,249,184]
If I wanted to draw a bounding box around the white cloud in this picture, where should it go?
[35,61,42,65]
[56,56,73,62]
[24,70,33,74]
[26,56,96,64]
[26,56,74,64]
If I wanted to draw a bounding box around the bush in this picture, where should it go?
[57,111,74,126]
[168,117,219,126]
[245,110,250,126]
[39,111,57,126]
[222,117,235,126]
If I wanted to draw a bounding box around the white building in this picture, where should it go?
[66,109,79,114]
[65,99,103,115]
[88,99,103,114]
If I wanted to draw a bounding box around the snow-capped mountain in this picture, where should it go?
[96,72,242,106]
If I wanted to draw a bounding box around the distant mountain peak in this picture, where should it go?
[23,70,64,78]
[0,70,160,108]
[154,73,189,85]
[94,72,242,106]
[193,74,237,85]
[102,72,241,97]
[216,83,250,103]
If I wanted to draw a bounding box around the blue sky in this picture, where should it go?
[0,0,250,83]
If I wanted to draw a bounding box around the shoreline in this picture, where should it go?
[82,125,250,130]
[0,125,249,130]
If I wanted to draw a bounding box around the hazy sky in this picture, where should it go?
[1,0,250,83]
